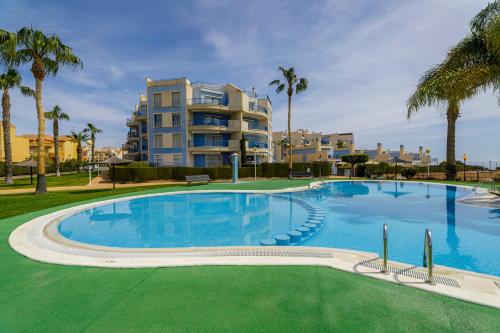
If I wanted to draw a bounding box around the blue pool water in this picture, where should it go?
[58,181,500,276]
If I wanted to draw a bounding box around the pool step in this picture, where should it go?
[261,194,326,247]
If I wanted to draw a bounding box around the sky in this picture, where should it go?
[1,0,499,162]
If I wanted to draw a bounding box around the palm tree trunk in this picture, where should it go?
[2,88,13,184]
[35,78,47,193]
[91,139,95,163]
[54,120,60,177]
[77,142,82,172]
[446,101,459,181]
[287,93,292,179]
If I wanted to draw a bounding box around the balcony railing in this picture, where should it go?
[191,118,229,127]
[191,140,228,147]
[128,147,139,153]
[247,141,268,149]
[128,132,139,138]
[248,103,267,114]
[247,124,268,131]
[187,97,227,106]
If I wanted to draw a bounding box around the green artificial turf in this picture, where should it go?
[0,179,314,220]
[0,179,498,332]
[0,172,96,190]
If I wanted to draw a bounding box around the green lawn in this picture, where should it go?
[0,179,498,332]
[0,172,96,190]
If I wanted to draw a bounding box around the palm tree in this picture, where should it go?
[16,27,82,193]
[407,2,500,180]
[45,105,69,177]
[70,130,88,166]
[0,30,33,184]
[84,123,102,162]
[269,67,308,178]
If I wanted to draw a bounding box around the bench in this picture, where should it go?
[186,174,212,186]
[291,171,314,179]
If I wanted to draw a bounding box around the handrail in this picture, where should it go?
[381,224,389,274]
[473,180,496,192]
[423,229,435,285]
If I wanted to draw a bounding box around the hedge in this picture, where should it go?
[0,160,81,177]
[113,162,332,182]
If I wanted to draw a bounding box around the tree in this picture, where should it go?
[84,123,102,162]
[0,30,32,184]
[45,105,69,177]
[341,154,368,179]
[270,66,308,178]
[407,1,500,180]
[239,133,247,165]
[16,27,82,193]
[70,130,88,167]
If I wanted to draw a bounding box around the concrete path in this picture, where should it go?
[0,177,185,195]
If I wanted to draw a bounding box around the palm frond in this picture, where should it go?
[296,77,308,94]
[20,85,35,97]
[471,0,500,33]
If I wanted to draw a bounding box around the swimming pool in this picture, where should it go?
[57,181,500,276]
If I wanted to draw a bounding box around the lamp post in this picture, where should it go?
[425,148,431,176]
[463,153,468,182]
[86,139,93,186]
[253,147,257,180]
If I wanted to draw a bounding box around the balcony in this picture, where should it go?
[187,97,227,106]
[126,118,137,127]
[246,141,269,149]
[135,110,147,120]
[248,103,267,114]
[242,121,268,133]
[128,146,139,153]
[189,139,239,152]
[127,132,139,140]
[188,119,241,132]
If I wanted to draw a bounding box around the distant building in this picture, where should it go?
[272,130,354,163]
[0,122,78,162]
[360,143,432,165]
[0,122,29,162]
[124,77,273,167]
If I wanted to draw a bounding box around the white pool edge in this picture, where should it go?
[8,180,500,309]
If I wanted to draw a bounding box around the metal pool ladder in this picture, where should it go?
[422,229,435,285]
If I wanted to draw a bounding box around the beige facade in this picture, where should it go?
[0,122,30,162]
[20,134,78,161]
[362,143,432,165]
[273,130,354,163]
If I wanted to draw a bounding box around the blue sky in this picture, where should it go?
[1,0,499,162]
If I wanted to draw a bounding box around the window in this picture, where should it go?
[172,113,181,127]
[206,154,223,167]
[153,93,162,108]
[171,92,180,106]
[141,105,147,113]
[154,134,163,148]
[173,153,182,166]
[154,114,162,128]
[172,134,182,147]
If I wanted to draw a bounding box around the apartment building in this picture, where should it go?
[124,77,273,167]
[361,143,432,165]
[272,130,354,163]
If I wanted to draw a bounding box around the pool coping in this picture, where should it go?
[8,180,500,309]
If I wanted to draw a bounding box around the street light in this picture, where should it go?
[253,147,257,180]
[86,139,93,186]
[425,148,431,176]
[463,153,468,181]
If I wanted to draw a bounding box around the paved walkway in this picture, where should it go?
[0,177,185,195]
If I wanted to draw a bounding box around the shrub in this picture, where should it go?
[401,167,417,179]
